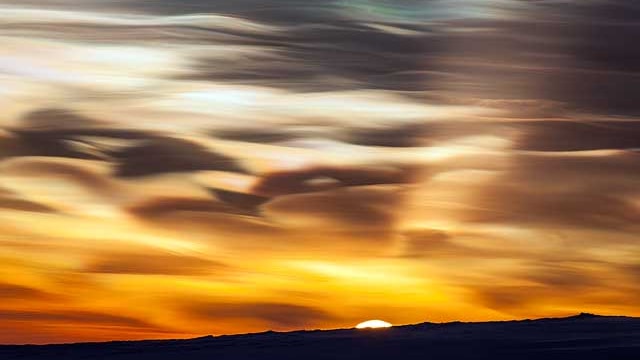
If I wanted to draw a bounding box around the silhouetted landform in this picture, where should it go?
[1,314,639,359]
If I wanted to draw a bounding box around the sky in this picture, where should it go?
[1,0,639,344]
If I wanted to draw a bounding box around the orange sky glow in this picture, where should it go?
[1,0,639,344]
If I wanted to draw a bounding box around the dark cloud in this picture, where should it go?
[129,191,271,220]
[215,118,640,157]
[474,285,545,313]
[6,0,638,118]
[3,110,247,179]
[171,1,640,116]
[439,5,640,116]
[343,121,520,148]
[130,187,403,252]
[184,301,334,328]
[0,283,53,300]
[19,108,106,130]
[401,229,452,258]
[113,0,344,23]
[85,251,227,276]
[465,183,639,231]
[108,137,245,178]
[128,197,242,218]
[515,121,640,152]
[213,124,431,147]
[401,230,497,259]
[511,152,640,183]
[264,186,403,231]
[1,129,101,162]
[622,264,640,283]
[0,310,153,328]
[182,23,438,93]
[6,2,640,116]
[462,152,640,230]
[345,123,429,148]
[0,197,56,213]
[522,263,602,289]
[472,261,607,313]
[209,189,271,214]
[213,128,300,144]
[1,109,152,161]
[253,166,417,197]
[400,229,528,259]
[127,196,282,240]
[1,158,114,194]
[0,187,56,213]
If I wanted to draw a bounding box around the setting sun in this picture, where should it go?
[356,320,393,329]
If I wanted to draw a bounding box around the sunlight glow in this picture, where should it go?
[356,320,393,329]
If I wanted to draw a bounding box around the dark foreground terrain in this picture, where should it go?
[1,314,639,359]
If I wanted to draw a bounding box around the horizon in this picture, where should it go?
[2,312,632,346]
[1,0,640,345]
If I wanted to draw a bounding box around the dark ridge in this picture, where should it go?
[1,314,639,360]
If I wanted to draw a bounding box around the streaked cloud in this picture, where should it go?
[1,0,639,344]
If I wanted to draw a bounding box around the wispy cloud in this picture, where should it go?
[1,0,639,344]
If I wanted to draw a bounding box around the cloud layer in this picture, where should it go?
[0,0,639,344]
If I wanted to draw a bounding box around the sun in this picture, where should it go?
[355,320,393,329]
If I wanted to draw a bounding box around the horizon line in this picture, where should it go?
[2,312,637,347]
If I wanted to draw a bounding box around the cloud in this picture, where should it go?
[0,157,123,215]
[515,121,640,152]
[1,109,152,161]
[109,137,246,178]
[128,196,241,218]
[459,152,640,230]
[0,158,116,197]
[253,166,417,197]
[180,19,437,93]
[0,283,54,300]
[3,109,247,181]
[4,2,640,116]
[473,285,545,313]
[0,186,56,213]
[168,1,640,118]
[264,185,404,232]
[0,197,56,213]
[400,229,532,260]
[344,123,430,148]
[213,123,432,148]
[401,229,451,256]
[214,128,299,144]
[0,310,154,329]
[127,195,283,241]
[183,301,334,329]
[85,251,227,276]
[470,259,611,315]
[209,189,271,214]
[2,0,640,342]
[2,131,99,162]
[521,262,602,289]
[18,108,105,130]
[465,184,639,230]
[108,0,343,23]
[6,1,638,120]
